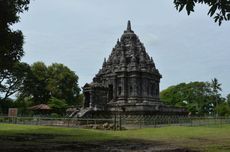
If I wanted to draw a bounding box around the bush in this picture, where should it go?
[216,102,230,116]
[50,113,61,118]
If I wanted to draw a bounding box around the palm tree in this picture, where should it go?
[227,94,230,105]
[210,78,222,117]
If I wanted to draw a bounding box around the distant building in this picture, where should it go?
[80,21,186,117]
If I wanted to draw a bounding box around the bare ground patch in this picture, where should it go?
[0,134,199,152]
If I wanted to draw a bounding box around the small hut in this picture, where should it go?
[28,104,51,115]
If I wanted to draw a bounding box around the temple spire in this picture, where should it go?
[103,57,106,67]
[127,20,132,31]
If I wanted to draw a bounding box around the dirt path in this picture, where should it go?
[0,134,199,152]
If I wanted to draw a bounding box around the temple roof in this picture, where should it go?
[95,21,161,79]
[125,20,133,33]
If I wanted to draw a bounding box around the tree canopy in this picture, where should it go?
[0,62,30,101]
[210,78,222,116]
[160,80,225,115]
[227,93,230,105]
[0,0,30,71]
[18,62,81,106]
[0,0,30,104]
[48,97,68,115]
[174,0,230,25]
[47,63,80,105]
[20,62,50,104]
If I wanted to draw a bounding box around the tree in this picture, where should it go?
[216,102,230,116]
[0,98,15,114]
[14,96,33,116]
[174,0,230,25]
[19,62,50,104]
[0,0,30,105]
[19,62,81,106]
[160,81,215,115]
[0,0,30,71]
[0,62,30,101]
[47,63,80,105]
[48,97,68,115]
[210,78,222,116]
[226,93,230,105]
[75,93,84,107]
[210,78,222,92]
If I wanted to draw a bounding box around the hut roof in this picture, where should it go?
[29,104,51,110]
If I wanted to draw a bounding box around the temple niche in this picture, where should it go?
[80,21,186,117]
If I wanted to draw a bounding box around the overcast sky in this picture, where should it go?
[13,0,230,96]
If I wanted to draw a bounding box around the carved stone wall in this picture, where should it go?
[83,21,162,110]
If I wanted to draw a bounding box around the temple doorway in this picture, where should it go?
[84,92,90,108]
[108,84,113,101]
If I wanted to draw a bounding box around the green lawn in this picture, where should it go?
[0,123,230,152]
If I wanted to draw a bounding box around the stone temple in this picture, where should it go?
[80,21,186,117]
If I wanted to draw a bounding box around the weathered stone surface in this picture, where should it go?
[81,21,186,117]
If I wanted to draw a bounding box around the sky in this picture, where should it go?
[13,0,230,96]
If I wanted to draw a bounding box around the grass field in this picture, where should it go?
[0,123,230,152]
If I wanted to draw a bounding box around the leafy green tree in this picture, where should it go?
[0,0,30,112]
[19,62,81,106]
[160,81,214,115]
[0,62,30,101]
[0,98,15,114]
[216,102,230,116]
[174,0,230,25]
[14,96,33,116]
[75,93,84,107]
[48,97,68,115]
[210,78,222,116]
[19,62,50,104]
[211,78,222,95]
[227,93,230,105]
[47,63,80,105]
[0,0,30,71]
